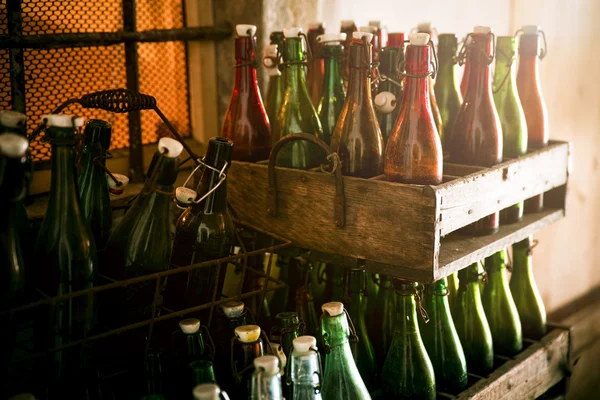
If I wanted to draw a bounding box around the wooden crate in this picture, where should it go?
[228,136,571,282]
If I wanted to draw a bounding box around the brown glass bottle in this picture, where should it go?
[331,31,384,178]
[385,33,443,185]
[222,24,271,162]
[448,27,502,235]
[307,22,326,106]
[340,20,357,86]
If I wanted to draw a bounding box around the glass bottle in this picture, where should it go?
[178,318,210,363]
[331,31,384,178]
[103,137,182,328]
[482,250,523,356]
[358,26,380,97]
[381,280,435,399]
[419,278,468,393]
[448,26,502,235]
[435,34,463,146]
[369,20,388,49]
[251,355,283,400]
[385,33,443,185]
[265,31,285,128]
[342,269,377,391]
[453,263,494,375]
[387,32,405,48]
[307,22,326,106]
[447,273,459,309]
[273,27,324,169]
[295,277,321,339]
[77,119,113,253]
[193,383,231,400]
[34,115,96,390]
[320,302,371,400]
[289,336,323,400]
[232,325,265,399]
[167,137,234,311]
[517,25,549,213]
[222,25,271,162]
[191,360,217,387]
[373,275,396,363]
[415,24,443,141]
[317,33,347,145]
[494,36,528,224]
[375,45,403,144]
[510,237,547,339]
[271,312,301,361]
[340,20,357,85]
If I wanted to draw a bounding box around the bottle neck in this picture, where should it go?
[49,142,80,212]
[518,35,540,85]
[513,240,534,277]
[401,45,431,113]
[347,41,373,104]
[494,40,517,94]
[322,46,344,94]
[437,47,459,90]
[194,163,227,214]
[234,36,261,95]
[464,34,493,101]
[322,313,352,351]
[395,284,420,334]
[283,38,308,92]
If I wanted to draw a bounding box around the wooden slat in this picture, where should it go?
[457,329,569,399]
[436,142,570,236]
[444,162,486,176]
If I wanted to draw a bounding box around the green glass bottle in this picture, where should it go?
[190,360,217,386]
[435,34,463,146]
[272,312,301,360]
[372,275,396,363]
[419,278,468,393]
[365,272,379,353]
[34,115,97,391]
[273,27,324,169]
[510,237,547,339]
[483,250,523,356]
[374,46,403,144]
[381,280,436,400]
[453,263,494,375]
[447,272,459,309]
[78,119,113,253]
[317,33,347,145]
[342,269,377,391]
[289,336,323,400]
[493,36,528,224]
[265,32,285,128]
[320,302,371,400]
[251,355,283,400]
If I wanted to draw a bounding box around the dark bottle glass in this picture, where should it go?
[331,31,384,178]
[453,263,494,375]
[435,34,463,146]
[273,27,324,169]
[419,278,468,393]
[295,277,321,340]
[342,268,377,391]
[320,302,370,400]
[510,237,547,339]
[317,33,347,145]
[307,22,326,106]
[77,119,113,253]
[178,318,210,364]
[385,33,443,185]
[167,137,234,311]
[103,137,181,328]
[375,46,404,144]
[231,325,265,399]
[494,36,528,224]
[373,275,396,363]
[482,250,523,356]
[34,115,97,392]
[222,25,271,162]
[289,336,323,400]
[517,25,549,213]
[448,27,502,235]
[190,360,217,386]
[265,31,285,128]
[271,312,301,360]
[250,355,283,400]
[381,280,436,400]
[365,272,380,349]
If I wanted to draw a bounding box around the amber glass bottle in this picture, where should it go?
[448,27,502,235]
[331,31,384,178]
[222,24,271,162]
[517,25,549,213]
[385,33,443,185]
[340,20,357,86]
[307,22,326,106]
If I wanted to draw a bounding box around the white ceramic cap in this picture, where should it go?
[417,22,433,33]
[474,26,492,34]
[293,335,317,353]
[522,25,541,35]
[0,133,28,158]
[322,301,344,316]
[176,186,197,205]
[0,110,26,128]
[158,137,183,158]
[193,383,221,400]
[8,394,37,400]
[374,91,397,114]
[235,324,261,343]
[222,300,245,318]
[368,20,382,28]
[254,355,279,374]
[308,22,324,30]
[273,342,287,369]
[179,318,201,334]
[317,33,346,45]
[358,26,376,34]
[262,44,281,77]
[353,31,374,43]
[283,27,302,38]
[236,24,257,37]
[409,32,430,46]
[43,114,84,128]
[107,173,129,195]
[341,20,355,28]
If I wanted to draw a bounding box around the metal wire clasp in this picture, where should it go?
[180,158,228,205]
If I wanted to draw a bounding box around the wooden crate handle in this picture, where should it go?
[267,133,346,228]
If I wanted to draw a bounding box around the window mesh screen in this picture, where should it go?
[1,0,191,162]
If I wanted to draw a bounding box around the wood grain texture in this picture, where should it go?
[457,329,569,400]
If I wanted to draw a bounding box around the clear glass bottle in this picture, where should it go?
[289,336,323,400]
[251,355,283,400]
